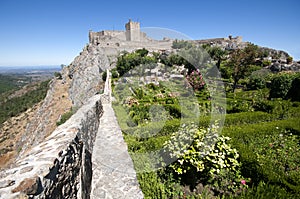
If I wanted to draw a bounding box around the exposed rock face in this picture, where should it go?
[269,62,300,72]
[17,72,73,159]
[12,176,41,195]
[68,45,112,107]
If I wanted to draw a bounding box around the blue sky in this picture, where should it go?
[0,0,299,66]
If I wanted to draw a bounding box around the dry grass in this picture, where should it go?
[0,76,72,169]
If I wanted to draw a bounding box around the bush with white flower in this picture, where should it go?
[163,122,248,195]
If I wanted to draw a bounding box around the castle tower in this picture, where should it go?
[125,19,140,41]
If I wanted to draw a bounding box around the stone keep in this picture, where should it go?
[125,20,140,41]
[88,20,142,44]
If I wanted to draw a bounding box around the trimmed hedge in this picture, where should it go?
[122,109,300,139]
[222,118,300,137]
[222,118,300,194]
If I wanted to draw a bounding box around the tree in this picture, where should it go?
[168,54,185,66]
[179,46,210,74]
[206,46,227,70]
[116,52,142,76]
[228,44,260,92]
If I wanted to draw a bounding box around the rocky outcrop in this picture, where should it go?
[269,61,300,72]
[67,45,112,107]
[16,69,73,159]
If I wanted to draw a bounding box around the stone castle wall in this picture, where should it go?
[89,30,127,45]
[89,20,150,45]
[0,93,104,199]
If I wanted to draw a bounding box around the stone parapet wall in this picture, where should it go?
[0,94,103,199]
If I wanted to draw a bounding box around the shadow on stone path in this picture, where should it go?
[91,102,144,199]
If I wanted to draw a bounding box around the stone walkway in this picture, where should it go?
[91,103,144,199]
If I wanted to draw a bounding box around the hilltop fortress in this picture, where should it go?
[89,19,147,44]
[88,19,244,50]
[88,20,174,52]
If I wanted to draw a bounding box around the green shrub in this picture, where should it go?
[167,54,185,66]
[56,109,75,126]
[253,99,295,118]
[163,104,182,119]
[254,131,300,192]
[222,118,300,143]
[269,74,293,99]
[262,60,272,67]
[123,119,182,138]
[220,63,233,79]
[231,181,299,199]
[111,68,119,78]
[102,71,107,82]
[137,171,168,199]
[116,49,156,76]
[54,72,62,79]
[222,118,300,195]
[287,56,293,64]
[125,133,170,153]
[286,74,300,101]
[224,111,276,126]
[136,48,149,57]
[137,170,185,199]
[227,99,254,113]
[247,75,266,90]
[172,40,193,49]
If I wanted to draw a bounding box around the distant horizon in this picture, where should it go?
[0,65,61,68]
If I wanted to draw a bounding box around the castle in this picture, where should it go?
[89,19,148,45]
[88,20,244,51]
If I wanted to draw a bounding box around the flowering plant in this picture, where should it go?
[186,69,205,91]
[163,122,249,195]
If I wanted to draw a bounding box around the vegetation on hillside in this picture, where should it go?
[111,45,300,198]
[0,80,50,125]
[0,74,30,94]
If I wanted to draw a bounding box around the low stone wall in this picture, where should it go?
[0,94,103,199]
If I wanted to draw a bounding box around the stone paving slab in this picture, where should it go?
[91,104,143,199]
